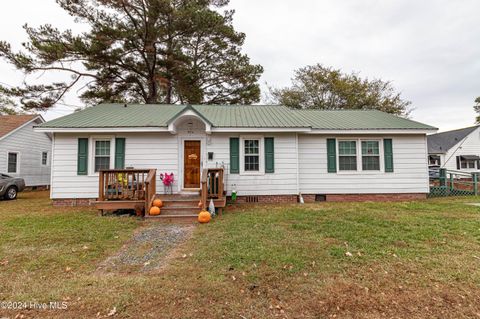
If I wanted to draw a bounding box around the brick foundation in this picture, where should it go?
[324,193,427,202]
[24,185,50,191]
[302,194,316,203]
[53,193,426,208]
[230,195,298,204]
[52,198,96,207]
[229,193,427,205]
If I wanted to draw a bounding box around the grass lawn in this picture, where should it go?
[1,191,480,318]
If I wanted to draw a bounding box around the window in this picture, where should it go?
[458,155,479,170]
[244,139,259,171]
[94,140,111,172]
[7,152,18,173]
[41,152,48,166]
[361,141,380,171]
[461,159,476,169]
[338,141,357,171]
[428,155,441,166]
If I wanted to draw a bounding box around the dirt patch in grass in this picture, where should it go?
[304,262,480,319]
[97,224,195,273]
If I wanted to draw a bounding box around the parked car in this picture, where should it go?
[0,173,26,200]
[429,165,440,179]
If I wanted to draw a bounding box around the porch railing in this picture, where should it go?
[144,169,157,214]
[201,168,224,209]
[429,168,478,197]
[98,168,156,210]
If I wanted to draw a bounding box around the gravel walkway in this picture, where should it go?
[98,224,194,272]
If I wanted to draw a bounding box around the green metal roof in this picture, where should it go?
[40,104,182,128]
[191,105,307,128]
[38,103,436,130]
[295,109,436,130]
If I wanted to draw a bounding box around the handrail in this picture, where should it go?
[144,169,157,215]
[201,169,208,210]
[99,169,151,201]
[201,168,224,210]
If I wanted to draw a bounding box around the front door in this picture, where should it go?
[184,140,201,188]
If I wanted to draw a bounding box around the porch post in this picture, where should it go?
[473,173,478,196]
[439,168,446,187]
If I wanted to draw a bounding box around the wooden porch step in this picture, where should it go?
[159,206,200,215]
[161,199,201,208]
[156,194,200,200]
[145,214,198,223]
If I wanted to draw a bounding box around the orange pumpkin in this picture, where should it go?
[149,206,161,216]
[198,210,211,223]
[197,201,203,208]
[153,199,163,207]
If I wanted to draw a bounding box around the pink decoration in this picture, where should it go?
[160,172,175,186]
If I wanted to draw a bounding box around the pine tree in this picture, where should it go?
[0,0,263,110]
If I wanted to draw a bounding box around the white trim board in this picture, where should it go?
[34,127,170,133]
[307,129,435,135]
[35,126,435,135]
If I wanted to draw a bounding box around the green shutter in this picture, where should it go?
[384,139,394,172]
[265,137,275,173]
[115,138,126,169]
[327,138,337,173]
[77,138,88,175]
[230,137,239,174]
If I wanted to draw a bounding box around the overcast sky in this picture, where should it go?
[0,0,479,131]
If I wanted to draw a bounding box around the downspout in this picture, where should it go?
[295,133,302,203]
[49,133,55,199]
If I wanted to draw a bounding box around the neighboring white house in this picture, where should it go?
[35,104,437,204]
[427,125,480,172]
[0,115,52,187]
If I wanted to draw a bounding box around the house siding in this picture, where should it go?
[298,134,429,194]
[50,132,178,199]
[50,132,430,200]
[440,127,480,172]
[206,133,298,196]
[0,120,51,186]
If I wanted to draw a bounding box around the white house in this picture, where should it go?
[427,125,480,172]
[0,114,52,187]
[35,104,436,207]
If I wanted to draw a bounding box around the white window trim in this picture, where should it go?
[460,158,477,170]
[360,140,382,172]
[89,136,115,176]
[336,138,384,174]
[240,136,265,176]
[41,151,49,167]
[6,151,20,174]
[337,140,358,172]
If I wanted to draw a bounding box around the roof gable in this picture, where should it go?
[427,126,479,153]
[0,114,41,140]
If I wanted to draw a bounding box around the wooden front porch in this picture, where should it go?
[94,168,226,220]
